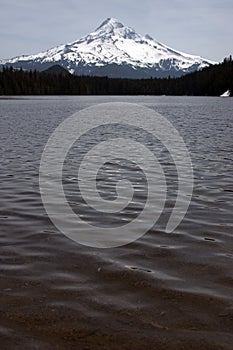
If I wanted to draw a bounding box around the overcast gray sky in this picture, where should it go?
[0,0,232,62]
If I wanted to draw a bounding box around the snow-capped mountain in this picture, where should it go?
[0,18,216,78]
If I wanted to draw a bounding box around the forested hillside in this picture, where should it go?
[0,57,232,96]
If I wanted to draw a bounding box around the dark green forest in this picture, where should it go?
[0,57,232,96]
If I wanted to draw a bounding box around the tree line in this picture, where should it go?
[0,57,232,96]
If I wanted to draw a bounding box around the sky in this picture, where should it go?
[0,0,232,62]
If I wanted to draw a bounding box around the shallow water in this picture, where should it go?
[0,96,233,349]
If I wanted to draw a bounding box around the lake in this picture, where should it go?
[0,96,233,349]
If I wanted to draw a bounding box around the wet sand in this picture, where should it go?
[0,229,233,349]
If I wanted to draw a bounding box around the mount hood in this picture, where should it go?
[0,18,216,78]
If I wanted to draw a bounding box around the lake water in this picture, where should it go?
[0,96,233,349]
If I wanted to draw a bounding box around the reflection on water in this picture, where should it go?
[0,96,233,349]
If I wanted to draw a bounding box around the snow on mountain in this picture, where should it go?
[0,18,216,78]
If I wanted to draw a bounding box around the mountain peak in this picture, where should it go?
[144,34,154,41]
[95,17,125,31]
[94,17,137,39]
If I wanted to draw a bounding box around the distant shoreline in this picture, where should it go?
[0,58,232,96]
[0,95,231,99]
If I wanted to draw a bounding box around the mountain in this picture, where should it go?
[0,18,216,78]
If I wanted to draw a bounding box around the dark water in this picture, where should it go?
[0,96,233,349]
